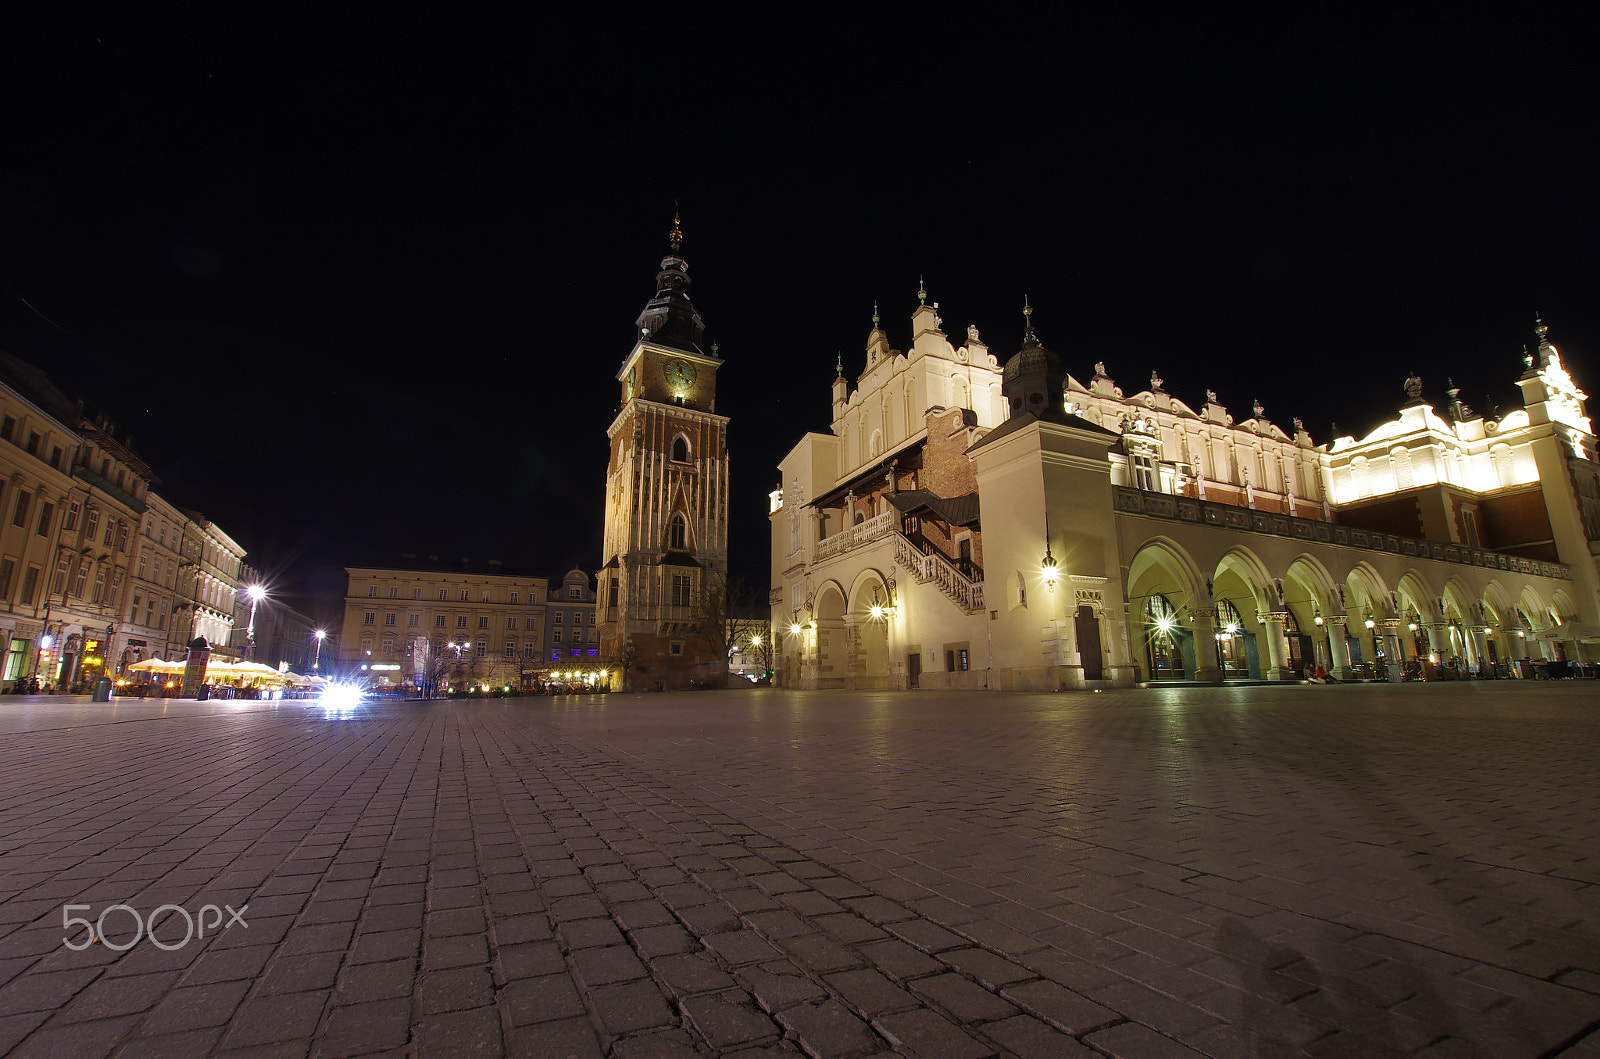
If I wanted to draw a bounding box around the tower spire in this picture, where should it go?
[872,301,880,329]
[917,277,927,305]
[1021,296,1037,345]
[669,202,683,253]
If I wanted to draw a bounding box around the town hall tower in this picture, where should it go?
[597,216,730,689]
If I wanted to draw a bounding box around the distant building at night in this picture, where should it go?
[543,568,598,670]
[770,302,1598,689]
[597,217,732,690]
[337,560,548,691]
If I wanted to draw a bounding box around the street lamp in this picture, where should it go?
[312,629,326,671]
[244,585,266,659]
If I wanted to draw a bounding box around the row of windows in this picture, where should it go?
[362,612,565,629]
[1,416,66,470]
[362,584,585,601]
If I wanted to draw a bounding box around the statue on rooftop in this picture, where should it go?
[1404,372,1423,400]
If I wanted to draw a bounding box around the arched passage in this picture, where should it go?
[1211,547,1276,679]
[813,582,848,690]
[1284,555,1340,675]
[1126,538,1216,682]
[848,572,893,690]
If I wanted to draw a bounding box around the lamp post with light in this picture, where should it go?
[244,585,266,660]
[312,629,326,671]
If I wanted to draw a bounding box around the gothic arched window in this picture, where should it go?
[669,513,688,549]
[671,436,690,463]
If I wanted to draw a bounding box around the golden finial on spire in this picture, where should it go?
[669,201,683,253]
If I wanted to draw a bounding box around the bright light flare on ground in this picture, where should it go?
[318,684,364,712]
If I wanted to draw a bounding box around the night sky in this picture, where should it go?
[4,11,1596,619]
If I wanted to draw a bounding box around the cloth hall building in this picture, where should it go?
[769,299,1600,689]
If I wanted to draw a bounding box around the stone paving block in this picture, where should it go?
[825,967,917,1016]
[420,964,494,1014]
[1083,1021,1209,1058]
[887,919,967,954]
[736,960,830,1013]
[334,957,415,1004]
[744,909,810,939]
[909,972,1018,1023]
[590,978,677,1034]
[9,1013,141,1059]
[0,965,100,1013]
[349,928,420,965]
[1000,978,1118,1034]
[610,1030,707,1058]
[318,997,412,1057]
[681,990,782,1049]
[940,947,1035,990]
[776,998,882,1059]
[705,930,784,967]
[558,916,625,950]
[778,932,864,974]
[629,923,698,958]
[872,1008,996,1058]
[572,943,647,986]
[983,1014,1098,1058]
[502,972,586,1025]
[415,1004,502,1058]
[813,913,888,945]
[858,938,944,981]
[653,952,738,997]
[0,1011,51,1055]
[614,900,677,931]
[223,990,327,1048]
[422,932,488,970]
[116,1025,226,1059]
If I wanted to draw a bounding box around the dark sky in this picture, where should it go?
[3,10,1596,615]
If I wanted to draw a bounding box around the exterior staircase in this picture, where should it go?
[893,533,985,613]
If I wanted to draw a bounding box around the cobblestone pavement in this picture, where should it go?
[1,683,1598,1058]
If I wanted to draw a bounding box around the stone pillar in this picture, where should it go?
[1377,619,1404,681]
[1102,607,1139,688]
[1261,611,1295,681]
[1326,616,1356,680]
[1467,626,1489,676]
[1190,611,1223,684]
[1424,623,1452,680]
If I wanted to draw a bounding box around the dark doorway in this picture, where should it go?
[907,653,921,689]
[1075,605,1104,680]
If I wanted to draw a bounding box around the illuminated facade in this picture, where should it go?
[544,568,599,670]
[597,219,731,690]
[0,354,174,689]
[337,562,548,691]
[772,303,1597,689]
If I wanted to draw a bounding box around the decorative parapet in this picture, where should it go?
[1113,487,1571,581]
[815,510,896,561]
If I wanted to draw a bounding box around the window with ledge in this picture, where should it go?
[388,586,398,598]
[435,615,445,627]
[384,613,396,626]
[364,613,375,625]
[671,436,690,462]
[477,616,489,629]
[1131,453,1159,492]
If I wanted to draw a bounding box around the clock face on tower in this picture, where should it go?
[665,359,697,390]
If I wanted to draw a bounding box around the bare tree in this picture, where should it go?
[692,567,767,686]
